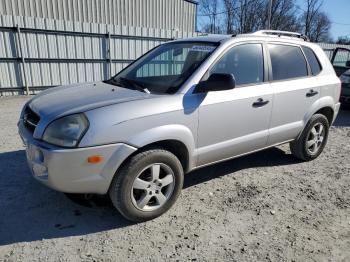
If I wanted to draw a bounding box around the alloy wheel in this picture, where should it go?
[131,163,175,211]
[306,122,325,155]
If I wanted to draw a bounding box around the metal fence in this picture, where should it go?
[0,15,198,95]
[1,15,349,96]
[318,42,350,60]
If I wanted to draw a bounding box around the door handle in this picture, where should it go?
[306,89,318,97]
[252,98,269,108]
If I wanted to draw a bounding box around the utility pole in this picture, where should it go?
[267,0,272,30]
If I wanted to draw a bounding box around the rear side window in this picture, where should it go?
[302,46,322,75]
[268,44,308,81]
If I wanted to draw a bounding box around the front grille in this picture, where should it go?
[23,106,40,134]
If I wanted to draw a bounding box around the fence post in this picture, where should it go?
[107,32,112,78]
[16,25,29,95]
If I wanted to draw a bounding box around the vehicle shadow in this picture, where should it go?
[184,147,300,189]
[333,108,350,127]
[0,150,131,246]
[0,146,300,246]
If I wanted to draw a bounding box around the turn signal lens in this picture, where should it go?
[87,155,104,164]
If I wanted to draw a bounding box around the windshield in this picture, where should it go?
[109,42,218,94]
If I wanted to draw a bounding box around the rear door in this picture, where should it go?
[267,43,321,146]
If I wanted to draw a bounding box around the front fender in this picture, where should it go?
[127,124,197,170]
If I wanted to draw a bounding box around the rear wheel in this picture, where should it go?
[290,114,329,161]
[109,149,184,222]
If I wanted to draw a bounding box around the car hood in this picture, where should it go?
[28,81,154,119]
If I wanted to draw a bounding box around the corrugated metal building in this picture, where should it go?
[0,0,197,32]
[0,0,198,95]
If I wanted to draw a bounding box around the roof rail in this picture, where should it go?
[252,30,310,41]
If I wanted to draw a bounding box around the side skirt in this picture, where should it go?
[189,139,295,172]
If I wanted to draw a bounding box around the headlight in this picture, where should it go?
[43,114,89,147]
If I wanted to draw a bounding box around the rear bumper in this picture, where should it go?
[18,121,137,194]
[333,102,341,123]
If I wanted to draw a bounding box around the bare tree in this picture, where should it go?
[226,0,300,34]
[299,0,331,42]
[201,23,225,34]
[336,36,350,45]
[236,0,265,33]
[223,0,236,34]
[302,0,323,36]
[199,0,220,33]
[264,0,301,31]
[308,12,331,42]
[197,0,330,41]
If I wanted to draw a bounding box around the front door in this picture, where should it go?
[196,43,273,166]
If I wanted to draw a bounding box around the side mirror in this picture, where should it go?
[346,60,350,68]
[195,73,236,93]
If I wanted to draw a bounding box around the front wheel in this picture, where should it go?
[290,114,329,161]
[109,149,184,222]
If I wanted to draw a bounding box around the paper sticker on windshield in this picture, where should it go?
[190,45,215,52]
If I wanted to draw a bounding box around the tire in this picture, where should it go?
[289,114,329,161]
[109,149,184,222]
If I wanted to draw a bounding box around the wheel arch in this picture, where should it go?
[128,139,191,173]
[106,125,196,186]
[304,96,336,126]
[314,107,334,125]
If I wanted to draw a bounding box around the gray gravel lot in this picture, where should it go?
[0,96,349,262]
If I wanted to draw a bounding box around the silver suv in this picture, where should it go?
[18,30,341,222]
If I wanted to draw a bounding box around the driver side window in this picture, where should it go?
[209,43,264,86]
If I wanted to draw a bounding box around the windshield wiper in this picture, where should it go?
[104,78,123,87]
[119,77,150,94]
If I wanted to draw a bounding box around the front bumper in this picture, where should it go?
[18,121,137,194]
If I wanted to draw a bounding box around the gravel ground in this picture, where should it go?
[0,96,349,262]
